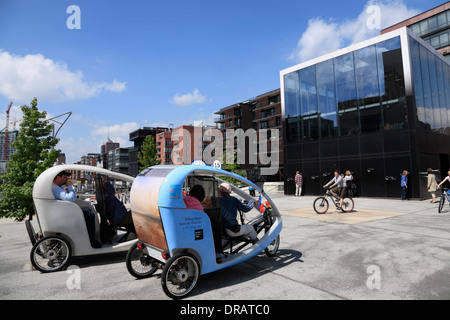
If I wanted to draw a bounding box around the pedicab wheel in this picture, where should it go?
[25,220,40,246]
[265,235,280,257]
[30,235,71,273]
[161,253,199,299]
[126,242,158,279]
[341,197,354,213]
[313,197,329,214]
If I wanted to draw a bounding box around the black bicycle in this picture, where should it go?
[438,188,450,213]
[313,188,354,214]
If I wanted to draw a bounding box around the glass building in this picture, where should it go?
[280,27,450,198]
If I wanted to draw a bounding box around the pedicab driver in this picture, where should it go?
[219,183,258,243]
[52,171,101,248]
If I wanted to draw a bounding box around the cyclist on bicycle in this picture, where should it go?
[437,170,450,190]
[323,170,345,209]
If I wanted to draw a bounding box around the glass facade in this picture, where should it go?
[410,35,450,134]
[281,28,450,198]
[284,36,408,142]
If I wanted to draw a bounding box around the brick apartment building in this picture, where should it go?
[156,124,215,165]
[214,89,283,181]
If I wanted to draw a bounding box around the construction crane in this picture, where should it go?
[4,101,12,161]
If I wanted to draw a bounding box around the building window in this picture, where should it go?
[377,37,407,131]
[316,59,338,138]
[284,71,301,142]
[335,52,359,136]
[300,65,319,140]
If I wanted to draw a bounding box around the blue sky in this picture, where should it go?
[0,0,445,163]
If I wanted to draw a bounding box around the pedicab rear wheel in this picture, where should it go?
[161,253,199,299]
[265,235,280,257]
[126,242,158,279]
[30,235,71,273]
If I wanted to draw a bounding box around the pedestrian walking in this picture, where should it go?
[401,170,408,201]
[427,168,438,203]
[295,171,303,196]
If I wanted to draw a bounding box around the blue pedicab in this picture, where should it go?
[29,164,137,272]
[126,165,282,299]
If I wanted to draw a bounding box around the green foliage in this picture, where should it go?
[0,98,60,220]
[137,135,159,172]
[218,151,246,187]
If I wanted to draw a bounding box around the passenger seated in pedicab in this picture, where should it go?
[183,185,205,211]
[219,182,258,243]
[103,180,135,234]
[52,171,101,248]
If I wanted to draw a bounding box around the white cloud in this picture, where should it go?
[170,88,207,106]
[0,51,126,103]
[289,0,420,63]
[90,121,140,146]
[55,121,140,164]
[0,104,24,131]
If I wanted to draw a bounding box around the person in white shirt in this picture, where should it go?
[323,170,345,209]
[52,171,100,248]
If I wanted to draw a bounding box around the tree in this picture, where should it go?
[218,151,246,187]
[0,98,60,220]
[138,135,159,172]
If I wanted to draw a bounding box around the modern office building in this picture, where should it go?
[0,129,18,174]
[280,27,450,198]
[128,126,169,176]
[382,2,450,62]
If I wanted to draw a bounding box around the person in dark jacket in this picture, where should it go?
[104,181,133,227]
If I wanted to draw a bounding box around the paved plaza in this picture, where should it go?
[1,191,449,301]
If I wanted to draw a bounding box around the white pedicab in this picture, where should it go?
[28,164,137,272]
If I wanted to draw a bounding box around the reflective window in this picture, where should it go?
[445,65,450,135]
[376,37,407,131]
[410,10,450,37]
[438,12,447,28]
[419,45,435,129]
[410,38,426,126]
[436,58,449,132]
[299,66,319,140]
[316,60,338,138]
[284,72,301,142]
[355,45,382,133]
[335,53,359,136]
[427,50,442,130]
[284,72,300,118]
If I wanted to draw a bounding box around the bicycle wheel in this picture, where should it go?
[438,194,445,213]
[161,253,199,299]
[313,197,329,214]
[30,235,71,273]
[126,242,158,279]
[341,197,354,213]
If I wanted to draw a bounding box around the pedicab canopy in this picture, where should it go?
[130,165,271,253]
[33,164,134,200]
